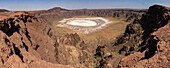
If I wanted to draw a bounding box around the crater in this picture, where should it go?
[58,17,111,33]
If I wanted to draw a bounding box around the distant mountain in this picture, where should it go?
[0,9,9,12]
[48,7,67,11]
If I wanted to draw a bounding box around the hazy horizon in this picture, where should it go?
[0,0,170,11]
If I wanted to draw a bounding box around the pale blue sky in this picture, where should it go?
[0,0,169,11]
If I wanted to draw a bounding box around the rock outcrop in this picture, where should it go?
[54,33,96,68]
[117,5,170,68]
[0,12,73,68]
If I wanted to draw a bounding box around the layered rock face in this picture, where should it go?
[31,7,146,25]
[116,5,170,68]
[0,12,73,68]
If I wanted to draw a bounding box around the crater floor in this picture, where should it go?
[66,19,97,26]
[58,17,111,33]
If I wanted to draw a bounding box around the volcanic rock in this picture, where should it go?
[0,4,169,68]
[117,5,170,68]
[31,8,146,26]
[0,12,74,68]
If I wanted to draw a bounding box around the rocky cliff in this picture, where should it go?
[31,7,146,25]
[115,5,170,68]
[0,12,73,68]
[0,12,101,68]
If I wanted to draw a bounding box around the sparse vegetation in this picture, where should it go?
[53,16,129,45]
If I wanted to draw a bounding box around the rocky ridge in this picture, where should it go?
[114,5,170,67]
[31,7,147,25]
[0,12,73,68]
